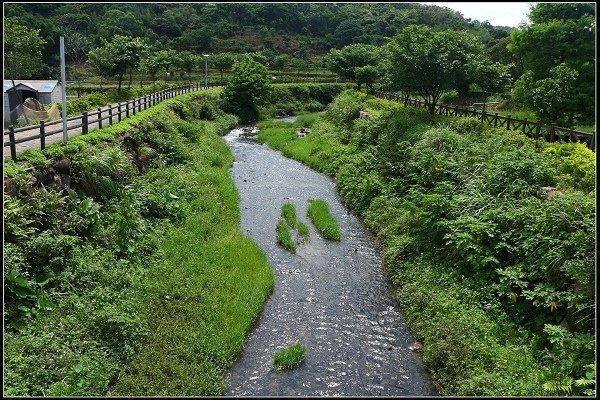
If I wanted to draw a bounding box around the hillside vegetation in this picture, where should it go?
[258,90,596,396]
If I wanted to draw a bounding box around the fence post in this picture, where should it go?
[535,120,542,140]
[109,106,113,125]
[522,118,527,134]
[39,120,46,150]
[97,108,102,129]
[507,115,512,130]
[132,99,136,115]
[118,103,122,122]
[82,111,88,134]
[494,113,498,127]
[8,125,17,161]
[549,125,555,142]
[144,95,147,109]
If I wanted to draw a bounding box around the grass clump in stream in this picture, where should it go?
[272,342,306,371]
[276,203,310,252]
[307,199,341,241]
[276,219,297,252]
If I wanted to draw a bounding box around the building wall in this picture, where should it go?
[50,86,61,103]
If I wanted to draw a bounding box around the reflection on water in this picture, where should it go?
[223,128,438,397]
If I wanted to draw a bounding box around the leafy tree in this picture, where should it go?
[354,65,381,91]
[221,56,271,123]
[96,9,153,40]
[326,43,380,87]
[512,63,579,126]
[272,54,290,72]
[140,49,180,81]
[385,25,482,113]
[465,57,512,112]
[4,17,46,80]
[4,17,46,109]
[63,31,93,64]
[87,35,148,91]
[333,20,365,47]
[210,53,236,83]
[176,51,200,82]
[508,3,595,124]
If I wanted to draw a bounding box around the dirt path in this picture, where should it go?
[223,128,438,396]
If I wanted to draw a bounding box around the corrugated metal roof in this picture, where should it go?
[3,80,60,93]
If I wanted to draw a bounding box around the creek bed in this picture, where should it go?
[223,127,438,396]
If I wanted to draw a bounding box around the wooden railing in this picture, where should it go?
[3,82,223,160]
[373,90,595,151]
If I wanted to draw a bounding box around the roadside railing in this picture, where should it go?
[373,90,595,151]
[3,82,223,160]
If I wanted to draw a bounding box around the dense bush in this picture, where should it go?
[257,90,596,396]
[3,90,248,396]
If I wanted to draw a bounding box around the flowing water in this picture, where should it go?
[223,125,438,397]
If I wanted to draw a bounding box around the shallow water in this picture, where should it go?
[223,127,438,396]
[271,115,299,123]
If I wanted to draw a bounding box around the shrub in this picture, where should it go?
[542,142,596,192]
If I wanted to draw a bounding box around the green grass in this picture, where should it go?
[281,202,297,227]
[297,221,310,239]
[272,342,306,371]
[276,219,297,252]
[3,92,274,397]
[277,203,310,250]
[257,118,346,175]
[109,118,275,396]
[307,199,341,241]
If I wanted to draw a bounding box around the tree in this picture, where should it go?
[176,51,200,82]
[508,3,595,124]
[465,57,512,113]
[210,53,236,82]
[96,9,152,40]
[4,17,46,109]
[87,35,148,91]
[4,17,46,79]
[385,25,482,113]
[63,31,93,64]
[221,56,271,123]
[272,54,290,72]
[326,43,380,87]
[512,63,579,126]
[354,65,381,91]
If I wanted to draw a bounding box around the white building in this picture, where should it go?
[4,80,62,123]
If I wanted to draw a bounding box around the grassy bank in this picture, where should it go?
[257,89,596,396]
[4,89,274,396]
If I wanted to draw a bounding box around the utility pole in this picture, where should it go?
[203,54,209,88]
[60,36,68,142]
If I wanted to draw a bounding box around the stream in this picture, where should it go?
[223,121,438,397]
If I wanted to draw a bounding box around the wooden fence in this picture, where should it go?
[373,90,595,151]
[3,82,222,161]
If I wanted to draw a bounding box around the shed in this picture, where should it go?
[4,80,62,116]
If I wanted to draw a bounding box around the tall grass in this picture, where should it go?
[110,117,275,396]
[3,92,275,397]
[272,342,306,371]
[307,199,341,241]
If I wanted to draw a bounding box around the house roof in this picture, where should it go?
[4,80,60,93]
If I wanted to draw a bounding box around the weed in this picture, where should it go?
[276,219,297,252]
[307,199,341,241]
[281,202,297,227]
[272,342,306,371]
